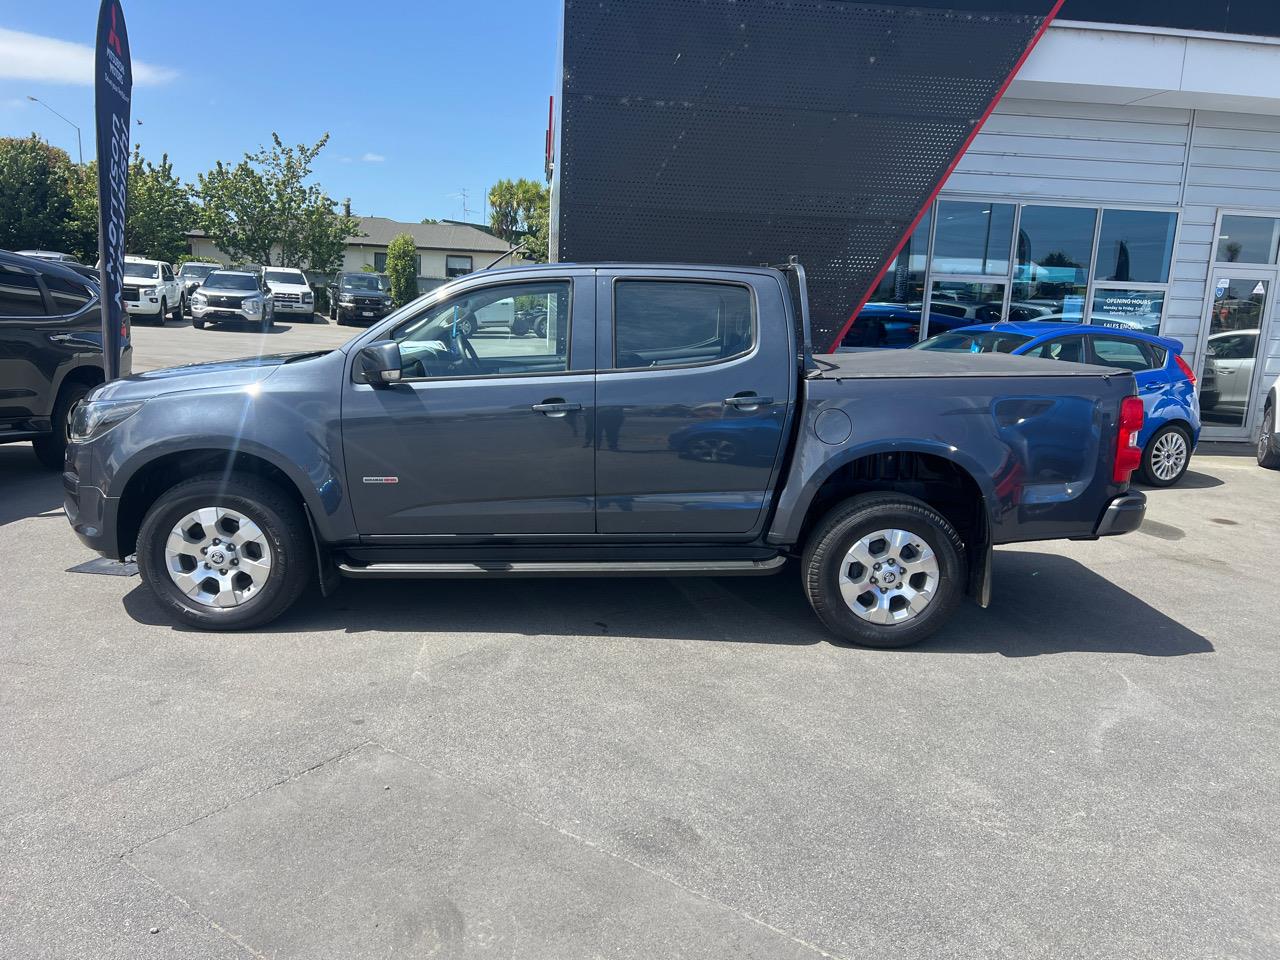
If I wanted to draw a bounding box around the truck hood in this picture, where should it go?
[266,282,312,294]
[87,353,313,402]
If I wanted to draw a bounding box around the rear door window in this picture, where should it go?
[1029,336,1087,364]
[0,268,47,317]
[613,280,754,369]
[43,275,94,315]
[1089,336,1155,371]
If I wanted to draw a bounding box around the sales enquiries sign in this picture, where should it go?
[94,0,132,380]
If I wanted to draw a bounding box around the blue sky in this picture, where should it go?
[0,0,559,222]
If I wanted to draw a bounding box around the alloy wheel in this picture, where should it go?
[164,507,273,608]
[838,528,939,625]
[1150,430,1188,482]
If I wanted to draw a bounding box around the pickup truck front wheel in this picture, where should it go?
[137,475,314,631]
[803,494,965,648]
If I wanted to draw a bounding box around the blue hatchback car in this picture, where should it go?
[914,322,1201,486]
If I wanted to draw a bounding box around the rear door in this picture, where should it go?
[0,263,56,426]
[593,270,794,535]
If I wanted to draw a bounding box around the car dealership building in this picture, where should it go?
[550,1,1280,444]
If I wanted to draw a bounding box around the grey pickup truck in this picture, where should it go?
[62,262,1146,647]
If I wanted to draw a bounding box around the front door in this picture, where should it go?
[1201,272,1274,440]
[593,271,794,536]
[342,276,595,537]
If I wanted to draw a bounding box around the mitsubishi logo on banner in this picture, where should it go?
[94,0,132,381]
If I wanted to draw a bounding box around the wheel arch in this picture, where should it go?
[113,445,321,560]
[778,442,996,603]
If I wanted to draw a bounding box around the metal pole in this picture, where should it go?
[27,96,84,164]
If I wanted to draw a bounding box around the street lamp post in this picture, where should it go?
[26,96,84,166]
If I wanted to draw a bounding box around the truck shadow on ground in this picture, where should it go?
[121,550,1211,658]
[0,446,63,528]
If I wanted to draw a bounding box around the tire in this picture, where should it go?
[192,316,204,330]
[535,316,548,338]
[1259,403,1280,470]
[173,295,184,320]
[1139,424,1192,487]
[802,493,965,649]
[136,474,314,630]
[158,298,168,325]
[32,380,92,470]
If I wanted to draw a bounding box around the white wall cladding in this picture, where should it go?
[941,98,1280,399]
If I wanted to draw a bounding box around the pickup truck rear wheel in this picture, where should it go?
[137,474,314,631]
[803,494,965,648]
[1259,403,1280,469]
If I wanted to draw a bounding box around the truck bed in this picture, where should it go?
[815,350,1129,380]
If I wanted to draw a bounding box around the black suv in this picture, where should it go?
[0,250,131,468]
[329,272,394,325]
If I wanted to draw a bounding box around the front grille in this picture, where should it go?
[274,292,302,304]
[123,285,140,301]
[207,295,243,309]
[355,297,384,307]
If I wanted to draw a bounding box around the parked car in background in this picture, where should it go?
[330,272,394,325]
[0,250,131,468]
[262,268,315,321]
[122,257,184,323]
[914,321,1201,486]
[1259,374,1280,469]
[1202,328,1258,422]
[176,262,221,312]
[189,270,275,331]
[64,263,1147,646]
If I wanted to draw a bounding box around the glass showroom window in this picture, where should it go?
[1089,209,1177,334]
[1012,205,1096,322]
[1216,215,1280,264]
[842,207,932,347]
[924,200,1015,336]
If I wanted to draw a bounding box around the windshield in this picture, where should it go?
[179,264,216,279]
[341,275,383,292]
[265,270,307,285]
[123,262,159,280]
[913,331,1031,353]
[203,273,259,291]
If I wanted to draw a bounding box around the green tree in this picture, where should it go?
[195,133,359,269]
[384,233,419,306]
[487,176,550,261]
[126,149,195,263]
[0,135,78,254]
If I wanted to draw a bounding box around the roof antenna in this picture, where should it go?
[483,240,528,271]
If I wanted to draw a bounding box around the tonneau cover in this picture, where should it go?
[813,350,1131,380]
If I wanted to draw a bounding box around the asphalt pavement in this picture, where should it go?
[1,322,1278,959]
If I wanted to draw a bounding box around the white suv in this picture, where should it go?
[121,257,184,323]
[262,267,315,321]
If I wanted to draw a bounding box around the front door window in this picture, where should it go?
[1203,276,1268,428]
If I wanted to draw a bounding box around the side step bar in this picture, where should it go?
[336,557,787,579]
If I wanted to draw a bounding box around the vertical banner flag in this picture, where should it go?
[94,0,131,380]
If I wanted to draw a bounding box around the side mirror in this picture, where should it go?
[355,340,403,385]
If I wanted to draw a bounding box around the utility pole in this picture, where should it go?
[27,96,83,165]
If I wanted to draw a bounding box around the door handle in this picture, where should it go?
[532,400,582,418]
[724,394,772,410]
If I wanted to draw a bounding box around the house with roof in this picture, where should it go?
[184,216,520,289]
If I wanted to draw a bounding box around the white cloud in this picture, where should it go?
[361,152,386,163]
[0,27,178,87]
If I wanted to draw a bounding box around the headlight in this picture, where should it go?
[69,400,145,443]
[339,295,355,305]
[302,291,313,302]
[192,293,207,305]
[140,287,156,296]
[242,296,262,313]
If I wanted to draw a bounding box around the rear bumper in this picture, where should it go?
[1095,490,1146,537]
